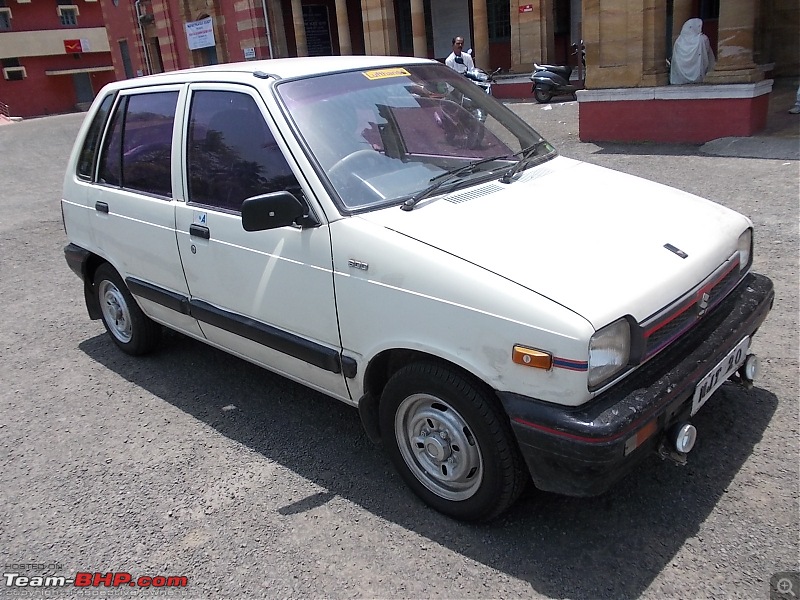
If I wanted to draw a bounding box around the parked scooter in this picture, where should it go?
[530,41,585,103]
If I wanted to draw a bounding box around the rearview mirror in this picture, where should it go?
[241,191,317,231]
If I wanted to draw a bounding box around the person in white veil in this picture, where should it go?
[670,18,716,84]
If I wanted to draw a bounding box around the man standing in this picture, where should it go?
[445,36,474,74]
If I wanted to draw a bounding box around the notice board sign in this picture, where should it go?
[186,17,215,50]
[302,5,333,57]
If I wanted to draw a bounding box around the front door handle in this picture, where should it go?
[189,224,210,239]
[95,201,109,213]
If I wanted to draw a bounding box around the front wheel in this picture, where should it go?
[379,362,527,521]
[533,86,554,104]
[95,263,161,355]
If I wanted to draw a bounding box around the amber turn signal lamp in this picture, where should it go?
[512,345,553,370]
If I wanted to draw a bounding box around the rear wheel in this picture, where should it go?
[534,86,554,104]
[379,362,527,521]
[95,263,161,355]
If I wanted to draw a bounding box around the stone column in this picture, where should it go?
[410,0,427,57]
[510,0,552,73]
[704,0,763,83]
[267,0,289,58]
[362,0,397,55]
[671,0,692,47]
[583,0,668,89]
[641,0,668,85]
[291,0,308,57]
[471,0,490,69]
[335,0,351,55]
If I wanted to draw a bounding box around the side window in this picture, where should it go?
[97,91,178,198]
[77,94,115,180]
[186,90,300,212]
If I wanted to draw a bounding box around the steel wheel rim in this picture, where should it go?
[99,279,132,343]
[394,393,483,501]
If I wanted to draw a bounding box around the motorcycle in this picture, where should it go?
[530,41,585,104]
[462,65,502,123]
[464,65,502,97]
[434,65,502,150]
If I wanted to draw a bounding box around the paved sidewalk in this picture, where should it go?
[700,77,799,160]
[507,76,799,161]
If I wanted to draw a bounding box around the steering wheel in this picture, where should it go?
[327,148,385,180]
[327,148,388,204]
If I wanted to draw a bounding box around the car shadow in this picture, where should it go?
[79,330,778,599]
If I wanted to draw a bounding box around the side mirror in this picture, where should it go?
[241,191,317,232]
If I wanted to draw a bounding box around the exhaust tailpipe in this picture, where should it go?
[671,422,697,454]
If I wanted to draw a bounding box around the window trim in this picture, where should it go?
[3,66,26,80]
[57,5,79,26]
[56,5,80,17]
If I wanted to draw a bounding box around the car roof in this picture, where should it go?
[104,55,437,91]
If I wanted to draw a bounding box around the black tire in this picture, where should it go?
[379,362,527,522]
[466,115,485,149]
[94,263,161,355]
[533,86,553,104]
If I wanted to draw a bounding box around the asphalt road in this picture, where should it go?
[1,101,798,600]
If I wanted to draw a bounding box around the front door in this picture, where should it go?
[174,84,350,400]
[73,72,94,104]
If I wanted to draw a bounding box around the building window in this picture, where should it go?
[0,8,12,31]
[487,0,511,42]
[57,5,79,27]
[119,40,134,79]
[2,58,26,81]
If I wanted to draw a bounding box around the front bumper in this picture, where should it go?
[497,272,774,497]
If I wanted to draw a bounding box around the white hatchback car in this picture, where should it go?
[62,56,773,521]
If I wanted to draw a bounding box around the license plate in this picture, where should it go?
[692,336,750,415]
[691,336,750,416]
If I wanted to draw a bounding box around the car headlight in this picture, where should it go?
[588,318,631,389]
[737,228,752,272]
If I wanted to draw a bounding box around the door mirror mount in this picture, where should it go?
[241,191,318,231]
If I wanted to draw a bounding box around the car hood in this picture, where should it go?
[357,156,750,328]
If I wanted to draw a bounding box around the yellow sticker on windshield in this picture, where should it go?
[362,68,411,80]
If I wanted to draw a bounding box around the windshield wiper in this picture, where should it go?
[400,154,509,211]
[499,140,552,184]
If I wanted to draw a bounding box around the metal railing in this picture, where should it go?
[0,100,9,118]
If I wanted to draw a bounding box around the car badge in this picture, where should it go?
[348,259,369,271]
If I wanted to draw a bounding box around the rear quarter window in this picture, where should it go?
[77,94,115,180]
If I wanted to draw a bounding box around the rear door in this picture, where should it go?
[87,86,203,337]
[173,84,350,401]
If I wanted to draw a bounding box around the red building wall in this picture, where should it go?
[100,0,275,83]
[0,0,114,118]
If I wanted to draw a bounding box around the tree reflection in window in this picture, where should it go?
[187,91,300,213]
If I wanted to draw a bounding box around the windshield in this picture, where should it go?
[276,63,555,212]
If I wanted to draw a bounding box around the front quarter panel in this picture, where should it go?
[331,217,596,406]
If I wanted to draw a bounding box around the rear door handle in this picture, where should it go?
[95,201,109,213]
[189,224,210,239]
